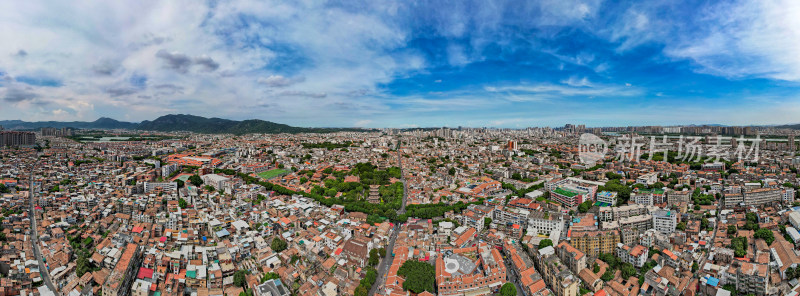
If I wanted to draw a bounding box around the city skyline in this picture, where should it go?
[3,1,800,128]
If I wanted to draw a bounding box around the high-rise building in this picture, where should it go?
[0,131,36,147]
[40,127,74,137]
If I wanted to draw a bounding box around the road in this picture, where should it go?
[502,255,526,296]
[27,157,58,294]
[369,149,408,296]
[696,194,724,278]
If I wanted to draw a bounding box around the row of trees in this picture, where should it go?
[354,267,378,296]
[368,248,386,266]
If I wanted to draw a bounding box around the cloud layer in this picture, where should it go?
[1,0,800,127]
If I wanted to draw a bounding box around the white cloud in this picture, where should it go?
[561,77,592,87]
[485,81,641,98]
[665,0,800,81]
[354,119,373,127]
[258,75,304,87]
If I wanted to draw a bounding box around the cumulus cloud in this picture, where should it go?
[155,50,193,73]
[105,87,138,97]
[91,61,119,76]
[193,55,219,72]
[155,50,219,73]
[278,90,327,98]
[3,87,38,102]
[153,84,184,95]
[1,0,799,126]
[258,75,304,87]
[666,0,800,81]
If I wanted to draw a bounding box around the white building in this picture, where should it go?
[783,188,796,204]
[652,209,677,234]
[636,172,658,185]
[201,174,230,189]
[143,182,177,193]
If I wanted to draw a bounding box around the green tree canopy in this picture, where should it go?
[754,228,775,245]
[189,174,204,186]
[538,239,553,249]
[397,260,435,294]
[271,238,288,252]
[727,225,737,235]
[234,270,248,288]
[500,283,517,296]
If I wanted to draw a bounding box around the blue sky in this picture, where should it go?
[2,0,800,128]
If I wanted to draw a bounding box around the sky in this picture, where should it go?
[3,0,800,128]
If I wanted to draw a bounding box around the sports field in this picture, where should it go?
[257,169,290,179]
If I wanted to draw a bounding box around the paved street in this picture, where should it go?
[28,158,58,294]
[696,194,724,278]
[502,255,526,296]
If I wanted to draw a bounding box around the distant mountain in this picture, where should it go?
[776,124,800,130]
[0,117,137,130]
[1,114,365,134]
[139,114,365,134]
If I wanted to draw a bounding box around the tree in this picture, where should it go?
[271,238,288,252]
[601,270,614,281]
[500,283,517,296]
[175,179,185,188]
[538,239,553,249]
[261,272,280,283]
[598,253,619,269]
[722,284,739,296]
[593,263,600,273]
[0,183,9,193]
[178,198,188,209]
[484,217,492,228]
[621,263,637,279]
[754,228,775,245]
[676,222,686,231]
[378,248,386,257]
[727,225,737,235]
[76,255,91,277]
[448,167,456,176]
[354,285,368,296]
[578,200,592,213]
[730,236,748,258]
[234,270,248,288]
[396,260,435,293]
[369,249,380,266]
[692,261,699,272]
[189,174,204,187]
[605,172,623,180]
